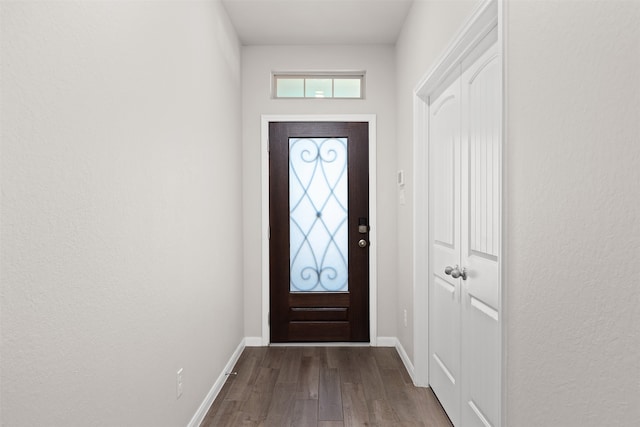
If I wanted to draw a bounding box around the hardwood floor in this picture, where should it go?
[200,347,452,427]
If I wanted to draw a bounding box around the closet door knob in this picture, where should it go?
[445,265,467,280]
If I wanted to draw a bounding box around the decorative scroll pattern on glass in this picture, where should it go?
[289,137,348,292]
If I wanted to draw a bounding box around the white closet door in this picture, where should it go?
[429,72,462,427]
[460,40,502,427]
[429,30,501,427]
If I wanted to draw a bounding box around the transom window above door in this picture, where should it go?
[272,71,365,99]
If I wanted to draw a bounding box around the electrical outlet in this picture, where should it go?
[176,368,184,399]
[403,309,408,327]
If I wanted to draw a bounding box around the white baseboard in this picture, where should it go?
[244,336,263,347]
[187,339,246,427]
[376,336,397,347]
[377,337,417,385]
[394,338,416,385]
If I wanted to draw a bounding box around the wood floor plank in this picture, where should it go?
[243,346,269,366]
[264,382,297,426]
[301,346,320,357]
[226,353,260,401]
[318,367,343,421]
[358,351,386,400]
[240,367,280,422]
[277,347,303,384]
[333,347,363,385]
[368,399,400,425]
[263,347,287,369]
[201,374,236,421]
[318,422,344,427]
[390,422,426,427]
[396,355,413,385]
[379,368,421,423]
[412,387,453,426]
[372,347,401,370]
[341,382,370,426]
[318,347,330,369]
[296,355,320,399]
[325,347,341,369]
[290,399,318,426]
[378,367,404,399]
[200,400,243,427]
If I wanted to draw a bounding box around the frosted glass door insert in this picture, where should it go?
[289,137,348,292]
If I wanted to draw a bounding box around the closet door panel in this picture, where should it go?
[429,73,462,427]
[461,39,502,427]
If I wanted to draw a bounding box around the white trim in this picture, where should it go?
[415,0,499,99]
[187,339,246,427]
[243,336,263,347]
[375,336,397,347]
[468,400,493,427]
[412,93,430,387]
[260,114,378,346]
[412,0,503,419]
[395,338,416,385]
[499,0,508,425]
[272,71,366,100]
[261,117,270,346]
[375,337,417,385]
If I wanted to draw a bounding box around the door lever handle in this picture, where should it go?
[445,265,467,280]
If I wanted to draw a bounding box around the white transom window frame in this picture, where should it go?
[271,70,366,99]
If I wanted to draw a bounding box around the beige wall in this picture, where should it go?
[241,45,398,339]
[395,0,479,367]
[0,1,244,425]
[505,1,640,424]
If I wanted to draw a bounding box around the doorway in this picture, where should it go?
[260,115,378,345]
[269,121,369,342]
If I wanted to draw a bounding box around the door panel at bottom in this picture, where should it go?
[461,298,500,427]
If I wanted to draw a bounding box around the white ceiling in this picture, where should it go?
[222,0,414,46]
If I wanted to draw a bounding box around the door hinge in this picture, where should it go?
[268,226,271,240]
[268,312,270,326]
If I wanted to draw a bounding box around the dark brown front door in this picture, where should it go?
[269,122,370,342]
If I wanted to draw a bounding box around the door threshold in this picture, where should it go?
[269,342,371,347]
